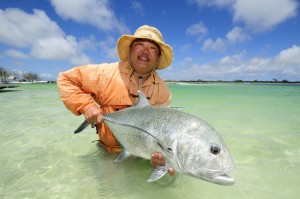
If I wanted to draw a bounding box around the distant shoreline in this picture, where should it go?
[0,81,56,90]
[3,81,57,84]
[1,80,299,89]
[0,83,19,89]
[166,81,300,85]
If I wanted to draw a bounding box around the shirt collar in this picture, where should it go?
[119,61,162,86]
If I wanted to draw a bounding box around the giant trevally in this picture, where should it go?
[75,90,236,186]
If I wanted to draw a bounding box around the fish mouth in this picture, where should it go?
[211,174,235,186]
[187,169,235,186]
[200,167,235,186]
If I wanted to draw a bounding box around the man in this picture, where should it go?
[57,25,174,175]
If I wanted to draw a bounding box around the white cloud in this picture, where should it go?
[233,0,298,32]
[201,26,249,52]
[50,0,129,33]
[98,36,119,60]
[202,38,226,52]
[186,22,208,41]
[0,8,63,48]
[189,0,298,33]
[219,52,245,65]
[180,57,194,67]
[5,49,29,59]
[0,8,91,66]
[40,73,54,80]
[30,36,91,65]
[275,45,300,65]
[187,0,234,8]
[226,26,249,43]
[191,0,298,52]
[131,0,145,16]
[78,35,98,51]
[163,45,300,81]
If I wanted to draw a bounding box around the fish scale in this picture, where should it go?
[101,90,236,185]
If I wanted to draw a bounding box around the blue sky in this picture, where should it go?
[0,0,299,81]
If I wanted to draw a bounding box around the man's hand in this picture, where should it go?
[150,152,175,176]
[84,105,103,126]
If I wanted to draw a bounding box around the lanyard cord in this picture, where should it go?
[128,54,161,91]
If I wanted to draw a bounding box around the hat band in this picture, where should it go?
[135,26,163,41]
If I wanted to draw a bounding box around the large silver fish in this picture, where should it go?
[76,91,236,185]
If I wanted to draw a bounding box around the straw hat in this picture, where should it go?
[117,25,173,70]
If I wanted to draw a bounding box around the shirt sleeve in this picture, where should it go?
[57,65,100,115]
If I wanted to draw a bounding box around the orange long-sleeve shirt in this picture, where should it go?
[57,61,171,152]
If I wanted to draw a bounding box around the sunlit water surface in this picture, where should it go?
[0,83,299,199]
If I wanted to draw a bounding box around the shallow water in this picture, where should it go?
[0,83,299,199]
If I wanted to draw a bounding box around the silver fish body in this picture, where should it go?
[102,91,236,185]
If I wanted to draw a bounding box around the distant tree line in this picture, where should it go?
[0,66,41,83]
[165,79,300,84]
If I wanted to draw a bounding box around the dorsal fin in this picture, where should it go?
[134,90,150,108]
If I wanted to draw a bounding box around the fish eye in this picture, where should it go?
[210,145,220,155]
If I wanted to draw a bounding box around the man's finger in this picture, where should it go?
[157,153,165,165]
[168,168,175,176]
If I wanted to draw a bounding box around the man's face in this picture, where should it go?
[129,39,160,75]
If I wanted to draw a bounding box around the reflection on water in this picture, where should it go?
[0,83,300,199]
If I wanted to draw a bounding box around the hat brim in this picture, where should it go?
[117,35,173,70]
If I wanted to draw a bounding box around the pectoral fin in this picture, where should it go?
[74,120,89,134]
[147,166,169,182]
[114,149,131,164]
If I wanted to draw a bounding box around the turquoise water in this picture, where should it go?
[0,83,299,199]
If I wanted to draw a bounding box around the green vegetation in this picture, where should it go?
[0,66,41,83]
[0,67,9,80]
[22,72,41,83]
[165,79,300,84]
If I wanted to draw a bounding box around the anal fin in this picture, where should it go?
[147,166,168,182]
[114,149,131,164]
